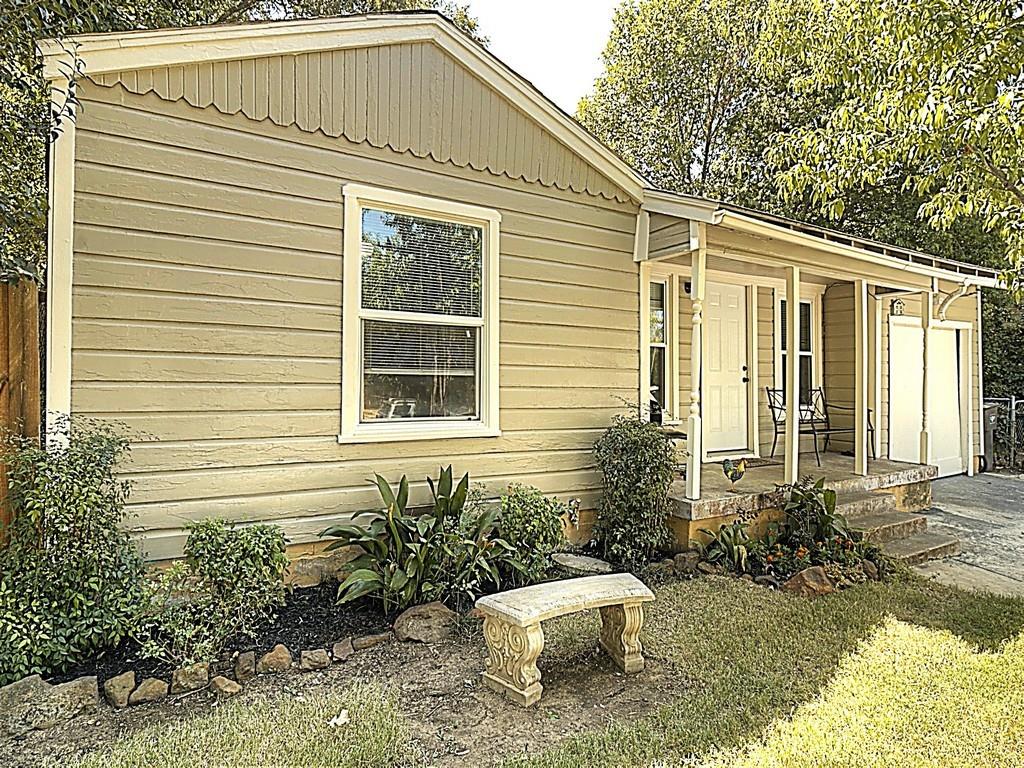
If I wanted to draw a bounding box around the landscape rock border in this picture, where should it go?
[0,626,402,743]
[2,602,484,742]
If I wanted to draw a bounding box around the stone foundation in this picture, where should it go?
[889,480,932,513]
[668,507,786,552]
[284,541,359,588]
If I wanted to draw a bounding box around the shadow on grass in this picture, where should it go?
[512,574,1024,768]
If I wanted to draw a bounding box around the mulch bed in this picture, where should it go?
[224,582,391,658]
[52,581,391,686]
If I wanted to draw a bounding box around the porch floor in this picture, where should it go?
[670,452,938,521]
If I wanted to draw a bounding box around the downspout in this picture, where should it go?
[937,283,974,321]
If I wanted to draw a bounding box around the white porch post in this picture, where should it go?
[784,266,801,484]
[919,290,933,464]
[854,279,869,476]
[685,226,706,500]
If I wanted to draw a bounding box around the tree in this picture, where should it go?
[578,0,792,198]
[580,0,1024,393]
[0,0,482,284]
[761,0,1024,278]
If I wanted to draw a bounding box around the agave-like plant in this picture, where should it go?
[694,520,751,574]
[322,466,522,612]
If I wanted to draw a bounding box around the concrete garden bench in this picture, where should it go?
[475,574,655,706]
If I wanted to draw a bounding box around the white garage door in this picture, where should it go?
[889,322,965,477]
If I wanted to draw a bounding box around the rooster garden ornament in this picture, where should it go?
[722,458,746,491]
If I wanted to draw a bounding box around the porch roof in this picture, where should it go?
[642,188,1001,288]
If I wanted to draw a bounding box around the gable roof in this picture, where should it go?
[37,11,647,202]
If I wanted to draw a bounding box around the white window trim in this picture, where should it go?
[773,288,825,402]
[647,272,680,423]
[338,183,501,444]
[640,265,682,424]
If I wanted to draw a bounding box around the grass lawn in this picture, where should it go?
[70,682,409,768]
[521,574,1024,768]
[67,575,1024,768]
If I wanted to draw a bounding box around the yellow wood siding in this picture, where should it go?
[757,286,776,456]
[823,284,856,451]
[72,80,639,559]
[89,42,628,203]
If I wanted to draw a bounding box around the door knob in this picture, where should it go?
[742,377,750,383]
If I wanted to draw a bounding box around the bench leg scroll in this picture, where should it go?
[481,616,544,706]
[599,603,645,673]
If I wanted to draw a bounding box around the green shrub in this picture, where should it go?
[0,417,144,685]
[135,519,288,667]
[594,414,675,570]
[498,483,567,586]
[322,466,524,612]
[781,478,851,544]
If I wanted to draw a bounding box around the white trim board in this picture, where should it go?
[45,77,76,427]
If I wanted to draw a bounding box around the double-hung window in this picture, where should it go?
[649,280,668,410]
[340,185,500,442]
[778,298,814,405]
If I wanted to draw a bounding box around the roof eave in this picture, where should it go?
[642,188,1000,288]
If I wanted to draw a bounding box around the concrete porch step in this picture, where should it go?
[841,489,928,543]
[836,490,897,518]
[880,530,961,566]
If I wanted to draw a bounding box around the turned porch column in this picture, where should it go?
[854,279,869,476]
[783,266,801,484]
[685,226,706,501]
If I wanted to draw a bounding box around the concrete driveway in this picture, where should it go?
[916,472,1024,597]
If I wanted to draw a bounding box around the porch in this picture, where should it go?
[636,193,987,504]
[670,453,937,522]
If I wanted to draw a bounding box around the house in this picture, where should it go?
[38,12,1000,561]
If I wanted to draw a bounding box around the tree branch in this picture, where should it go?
[967,142,1024,207]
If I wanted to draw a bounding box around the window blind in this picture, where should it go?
[363,320,477,376]
[780,299,812,353]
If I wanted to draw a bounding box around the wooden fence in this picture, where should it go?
[0,281,42,537]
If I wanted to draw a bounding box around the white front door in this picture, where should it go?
[889,322,964,476]
[705,282,749,453]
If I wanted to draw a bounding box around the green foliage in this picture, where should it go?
[593,414,674,570]
[692,479,883,582]
[695,520,751,574]
[134,519,288,667]
[981,287,1024,397]
[760,0,1024,274]
[579,0,1017,293]
[322,466,522,612]
[498,483,568,586]
[781,478,849,545]
[1,1,483,284]
[578,0,787,198]
[0,416,143,684]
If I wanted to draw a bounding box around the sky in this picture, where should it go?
[466,0,621,114]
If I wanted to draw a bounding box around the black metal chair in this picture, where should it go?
[765,387,875,466]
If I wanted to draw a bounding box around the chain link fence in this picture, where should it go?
[984,397,1024,471]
